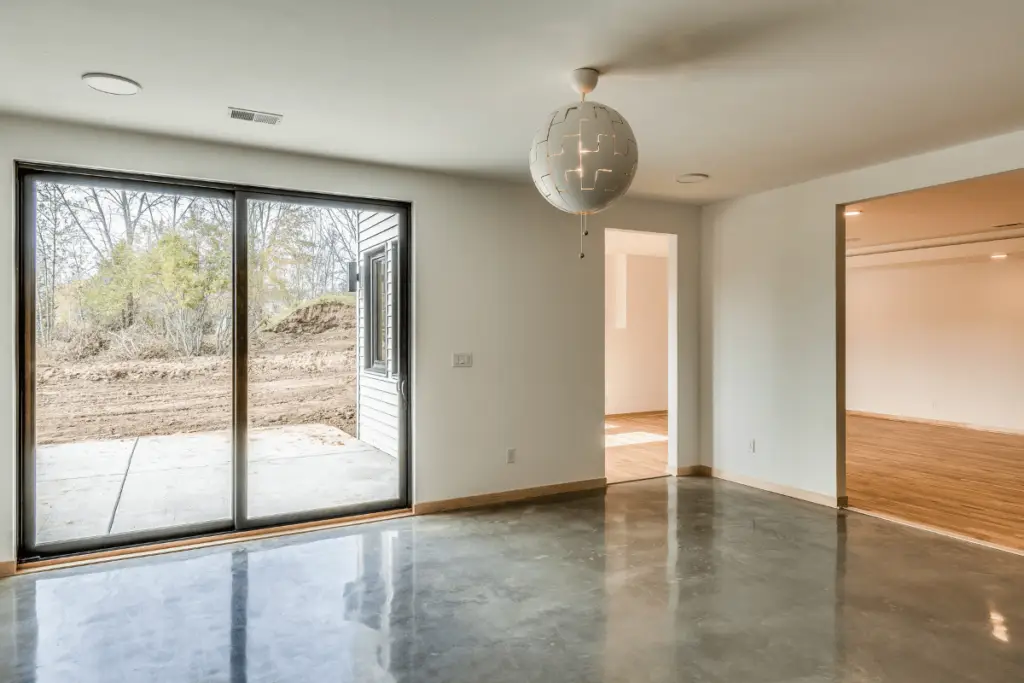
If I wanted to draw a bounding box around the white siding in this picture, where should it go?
[357,212,401,457]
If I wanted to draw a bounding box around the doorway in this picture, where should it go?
[604,229,675,484]
[840,169,1024,552]
[17,165,411,558]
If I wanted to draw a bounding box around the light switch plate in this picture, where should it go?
[452,352,473,368]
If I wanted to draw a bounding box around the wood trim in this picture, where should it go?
[847,507,1024,558]
[835,203,847,502]
[605,410,668,418]
[0,560,15,578]
[413,478,607,515]
[846,410,1024,437]
[710,468,841,508]
[608,474,668,486]
[837,496,849,508]
[676,465,712,477]
[16,509,412,575]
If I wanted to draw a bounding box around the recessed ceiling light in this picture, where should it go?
[675,173,710,184]
[82,72,142,96]
[844,209,862,217]
[991,253,1008,260]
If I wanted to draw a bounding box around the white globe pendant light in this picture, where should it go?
[529,68,638,257]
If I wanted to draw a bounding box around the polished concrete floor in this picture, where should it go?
[2,477,1022,682]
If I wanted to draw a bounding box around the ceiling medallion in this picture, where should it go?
[529,68,639,258]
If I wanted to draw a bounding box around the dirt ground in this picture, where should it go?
[36,301,357,445]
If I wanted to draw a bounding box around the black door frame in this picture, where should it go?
[16,162,412,559]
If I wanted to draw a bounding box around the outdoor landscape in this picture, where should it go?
[33,181,362,445]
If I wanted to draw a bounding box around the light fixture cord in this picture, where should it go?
[579,213,588,259]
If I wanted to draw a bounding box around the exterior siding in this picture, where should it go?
[357,211,400,457]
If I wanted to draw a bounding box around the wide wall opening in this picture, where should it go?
[18,166,410,558]
[843,168,1024,551]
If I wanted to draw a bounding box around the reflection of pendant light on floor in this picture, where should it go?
[529,68,639,258]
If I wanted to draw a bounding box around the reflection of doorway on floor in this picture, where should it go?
[604,229,671,485]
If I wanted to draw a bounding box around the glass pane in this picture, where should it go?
[32,179,233,545]
[246,200,400,519]
[372,255,386,365]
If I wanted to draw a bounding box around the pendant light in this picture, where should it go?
[529,68,639,257]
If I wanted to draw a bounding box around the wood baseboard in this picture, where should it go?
[676,465,712,477]
[17,509,411,575]
[847,410,1024,437]
[413,478,607,515]
[709,468,841,508]
[0,560,15,579]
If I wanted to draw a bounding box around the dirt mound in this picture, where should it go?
[267,301,355,335]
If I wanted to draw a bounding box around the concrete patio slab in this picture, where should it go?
[35,424,399,545]
[250,424,358,461]
[248,450,399,519]
[129,431,231,472]
[36,474,123,545]
[36,437,135,481]
[110,464,232,535]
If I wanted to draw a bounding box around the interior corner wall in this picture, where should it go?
[846,258,1024,432]
[0,115,701,563]
[700,128,1024,500]
[604,254,669,415]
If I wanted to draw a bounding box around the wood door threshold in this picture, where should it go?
[606,473,670,486]
[605,410,668,418]
[847,507,1024,557]
[16,508,412,575]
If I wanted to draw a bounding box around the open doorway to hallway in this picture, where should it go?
[842,169,1024,552]
[604,229,674,485]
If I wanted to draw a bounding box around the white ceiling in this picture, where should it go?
[4,0,1024,203]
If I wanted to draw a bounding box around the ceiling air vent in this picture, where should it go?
[228,107,282,125]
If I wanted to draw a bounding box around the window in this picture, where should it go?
[367,249,388,372]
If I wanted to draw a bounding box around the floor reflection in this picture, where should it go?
[1,478,1022,682]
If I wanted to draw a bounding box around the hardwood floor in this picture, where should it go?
[847,413,1024,552]
[605,412,669,484]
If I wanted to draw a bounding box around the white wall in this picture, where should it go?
[847,258,1024,432]
[701,127,1024,501]
[604,254,668,415]
[0,115,701,563]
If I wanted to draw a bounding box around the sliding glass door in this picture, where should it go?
[18,167,410,558]
[243,196,403,521]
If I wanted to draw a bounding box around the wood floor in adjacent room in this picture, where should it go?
[846,413,1024,552]
[605,412,669,484]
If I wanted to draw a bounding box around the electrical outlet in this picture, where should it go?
[506,448,517,464]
